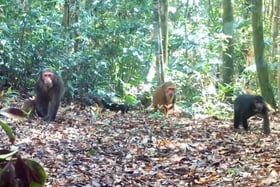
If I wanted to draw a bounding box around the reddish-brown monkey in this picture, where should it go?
[152,82,176,115]
[35,69,64,121]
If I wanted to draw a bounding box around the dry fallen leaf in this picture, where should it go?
[0,97,280,186]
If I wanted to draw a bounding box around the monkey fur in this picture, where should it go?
[35,69,64,121]
[152,82,176,115]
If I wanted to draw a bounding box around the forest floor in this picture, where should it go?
[1,98,280,187]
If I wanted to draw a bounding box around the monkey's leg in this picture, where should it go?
[36,98,48,117]
[241,118,249,131]
[233,113,240,129]
[45,100,60,121]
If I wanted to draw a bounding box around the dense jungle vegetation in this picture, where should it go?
[1,0,280,186]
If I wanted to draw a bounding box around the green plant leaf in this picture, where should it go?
[0,149,18,160]
[0,120,15,144]
[26,159,47,186]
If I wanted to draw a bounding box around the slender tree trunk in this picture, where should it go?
[160,0,168,66]
[222,0,234,87]
[273,0,280,109]
[153,0,164,84]
[252,0,276,107]
[63,0,70,27]
[74,1,80,53]
[63,0,70,64]
[19,0,29,46]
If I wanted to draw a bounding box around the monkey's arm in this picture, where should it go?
[44,98,60,121]
[35,94,48,117]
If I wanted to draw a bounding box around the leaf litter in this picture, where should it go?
[1,102,280,186]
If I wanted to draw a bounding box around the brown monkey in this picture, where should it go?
[35,69,64,121]
[152,82,176,115]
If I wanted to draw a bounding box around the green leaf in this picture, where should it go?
[125,94,137,104]
[26,160,47,186]
[0,149,18,160]
[0,120,15,144]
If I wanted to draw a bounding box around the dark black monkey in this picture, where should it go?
[233,94,270,135]
[101,99,128,114]
[35,69,64,121]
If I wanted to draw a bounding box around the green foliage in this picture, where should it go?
[0,0,276,115]
[124,94,138,105]
[0,120,15,144]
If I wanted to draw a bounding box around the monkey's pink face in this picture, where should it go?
[42,72,54,88]
[166,88,175,97]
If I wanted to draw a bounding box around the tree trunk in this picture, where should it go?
[153,0,164,84]
[74,1,80,53]
[160,0,168,66]
[273,0,280,109]
[63,0,70,27]
[252,0,276,107]
[222,0,234,87]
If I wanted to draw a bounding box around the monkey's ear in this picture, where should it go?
[0,107,27,120]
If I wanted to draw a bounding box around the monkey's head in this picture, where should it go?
[253,96,265,113]
[166,87,175,97]
[40,70,56,89]
[162,82,176,99]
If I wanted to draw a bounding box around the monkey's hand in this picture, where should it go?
[164,104,173,110]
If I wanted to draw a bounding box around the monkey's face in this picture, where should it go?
[41,71,55,88]
[166,87,175,98]
[253,100,264,113]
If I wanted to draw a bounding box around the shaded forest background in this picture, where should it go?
[0,0,280,117]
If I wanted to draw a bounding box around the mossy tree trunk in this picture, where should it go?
[252,0,276,107]
[273,0,280,109]
[222,0,234,97]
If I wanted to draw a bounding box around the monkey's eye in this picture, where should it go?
[44,73,53,78]
[166,88,175,93]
